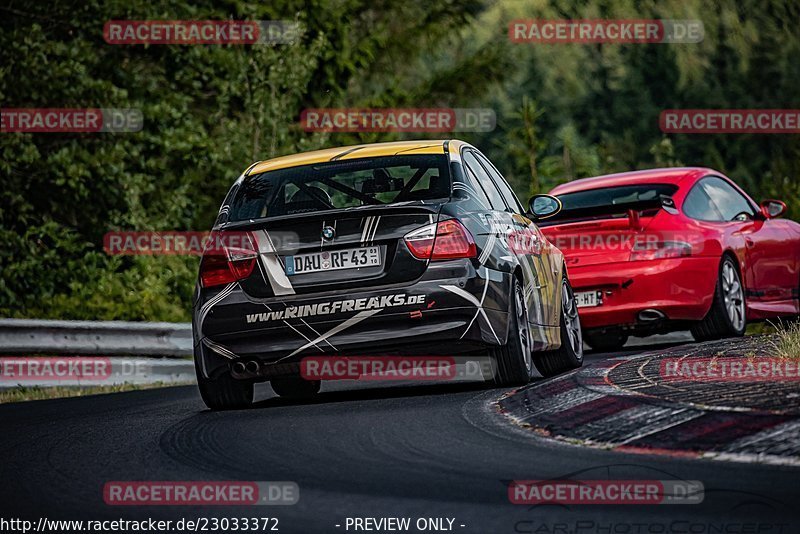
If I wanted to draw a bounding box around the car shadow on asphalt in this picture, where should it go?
[584,341,691,361]
[247,379,495,410]
[196,339,693,413]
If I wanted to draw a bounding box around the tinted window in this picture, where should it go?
[462,150,507,210]
[547,184,678,224]
[700,176,756,221]
[229,155,450,220]
[474,152,524,213]
[557,184,678,211]
[453,164,492,210]
[683,182,725,221]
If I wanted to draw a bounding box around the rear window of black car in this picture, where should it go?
[229,154,451,221]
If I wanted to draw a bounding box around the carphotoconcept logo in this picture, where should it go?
[1,109,142,133]
[513,519,790,534]
[509,480,704,505]
[300,108,496,133]
[103,20,299,45]
[660,109,800,133]
[103,481,298,505]
[509,19,704,44]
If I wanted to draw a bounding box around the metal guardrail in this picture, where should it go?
[0,319,192,357]
[0,357,197,389]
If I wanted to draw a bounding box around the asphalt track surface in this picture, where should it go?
[1,341,799,533]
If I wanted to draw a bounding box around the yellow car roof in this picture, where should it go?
[247,139,468,175]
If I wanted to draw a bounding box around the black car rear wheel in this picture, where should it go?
[491,278,533,386]
[195,358,254,410]
[271,376,321,399]
[535,275,584,377]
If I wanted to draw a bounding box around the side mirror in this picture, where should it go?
[528,194,562,220]
[760,199,787,219]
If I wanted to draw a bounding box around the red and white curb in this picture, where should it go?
[497,351,800,466]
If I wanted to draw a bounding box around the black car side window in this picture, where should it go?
[462,150,508,211]
[454,162,493,210]
[474,152,524,214]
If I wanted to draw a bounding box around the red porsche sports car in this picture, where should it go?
[540,168,800,351]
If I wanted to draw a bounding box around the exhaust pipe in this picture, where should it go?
[245,360,260,375]
[638,309,666,322]
[232,361,246,374]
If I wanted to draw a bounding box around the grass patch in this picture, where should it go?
[0,382,186,404]
[747,322,779,335]
[772,320,800,359]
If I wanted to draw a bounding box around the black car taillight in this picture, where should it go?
[404,219,477,261]
[200,231,258,288]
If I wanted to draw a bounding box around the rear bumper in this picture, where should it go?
[568,257,719,330]
[193,261,513,380]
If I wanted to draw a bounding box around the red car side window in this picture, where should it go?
[683,181,725,222]
[700,177,757,221]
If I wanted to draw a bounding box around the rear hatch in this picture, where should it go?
[203,154,450,299]
[539,183,680,267]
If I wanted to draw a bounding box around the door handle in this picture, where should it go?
[745,237,755,248]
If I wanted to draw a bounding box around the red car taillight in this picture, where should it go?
[629,240,692,261]
[404,219,477,261]
[199,231,258,288]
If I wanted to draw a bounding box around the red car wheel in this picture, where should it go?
[691,255,746,341]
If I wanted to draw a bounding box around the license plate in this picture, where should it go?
[285,246,381,276]
[575,291,600,308]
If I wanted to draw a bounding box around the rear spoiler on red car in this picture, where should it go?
[537,195,677,227]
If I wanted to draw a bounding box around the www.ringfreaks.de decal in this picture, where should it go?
[245,294,426,323]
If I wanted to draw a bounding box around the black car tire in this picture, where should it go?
[490,278,533,386]
[583,330,628,352]
[691,255,747,341]
[194,358,254,410]
[271,376,322,399]
[535,275,584,377]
